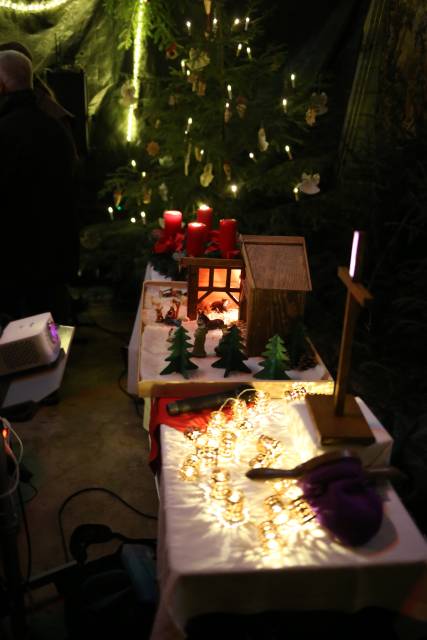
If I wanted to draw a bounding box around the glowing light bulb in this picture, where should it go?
[140,211,146,224]
[181,59,186,74]
[230,184,238,197]
[244,16,250,30]
[246,46,252,59]
[130,217,136,223]
[233,17,240,26]
[236,42,243,56]
[227,84,232,100]
[187,116,193,130]
[293,186,299,201]
[290,73,296,88]
[285,145,293,160]
[130,159,137,168]
[141,171,147,178]
[186,20,191,34]
[249,152,255,161]
[282,98,287,113]
[107,206,114,214]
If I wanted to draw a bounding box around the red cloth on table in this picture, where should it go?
[149,397,213,473]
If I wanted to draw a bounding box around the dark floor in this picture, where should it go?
[1,287,158,639]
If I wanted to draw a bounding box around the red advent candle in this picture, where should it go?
[186,222,207,257]
[196,205,213,232]
[218,218,237,257]
[163,210,182,238]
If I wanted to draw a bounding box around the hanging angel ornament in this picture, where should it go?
[297,173,320,195]
[187,48,210,72]
[258,126,269,152]
[310,92,328,116]
[200,163,214,187]
[158,182,169,202]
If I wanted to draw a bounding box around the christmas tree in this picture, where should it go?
[160,325,199,378]
[212,324,251,377]
[254,334,290,379]
[288,318,317,370]
[104,0,308,224]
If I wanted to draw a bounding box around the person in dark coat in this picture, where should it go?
[0,40,77,149]
[0,50,78,324]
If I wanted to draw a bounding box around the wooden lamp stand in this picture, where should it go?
[306,232,375,445]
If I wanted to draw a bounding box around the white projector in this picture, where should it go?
[0,312,61,376]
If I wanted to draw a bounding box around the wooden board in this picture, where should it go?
[305,393,376,445]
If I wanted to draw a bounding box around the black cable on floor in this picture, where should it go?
[117,369,144,419]
[58,487,158,562]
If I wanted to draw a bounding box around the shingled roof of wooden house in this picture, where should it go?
[240,235,312,291]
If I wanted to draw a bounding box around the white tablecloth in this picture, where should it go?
[150,398,427,639]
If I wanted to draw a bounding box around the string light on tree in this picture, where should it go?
[107,206,114,221]
[282,98,288,113]
[186,20,192,34]
[285,145,293,160]
[0,0,68,12]
[227,84,233,100]
[187,116,193,132]
[126,0,146,142]
[236,42,243,57]
[230,184,238,198]
[246,46,252,60]
[141,171,147,178]
[290,73,296,89]
[244,16,250,30]
[130,217,136,224]
[249,152,256,162]
[181,59,186,74]
[293,186,299,201]
[140,211,147,224]
[233,17,240,27]
[130,159,137,168]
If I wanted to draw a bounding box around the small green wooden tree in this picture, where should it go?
[160,325,198,378]
[254,334,291,379]
[212,325,250,378]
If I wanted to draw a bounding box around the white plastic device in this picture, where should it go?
[0,312,61,376]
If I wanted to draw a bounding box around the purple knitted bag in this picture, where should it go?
[299,457,383,546]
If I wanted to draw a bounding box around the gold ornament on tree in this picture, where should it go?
[236,96,247,118]
[305,107,317,126]
[223,162,232,181]
[200,162,214,187]
[113,188,123,207]
[258,126,269,152]
[203,0,212,15]
[146,140,160,157]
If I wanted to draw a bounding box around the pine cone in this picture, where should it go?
[297,351,318,371]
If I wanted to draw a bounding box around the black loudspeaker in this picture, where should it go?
[45,67,89,156]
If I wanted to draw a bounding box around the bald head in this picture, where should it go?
[0,50,33,95]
